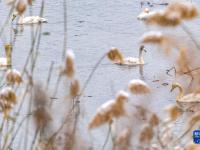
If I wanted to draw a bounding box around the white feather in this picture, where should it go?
[18,16,48,24]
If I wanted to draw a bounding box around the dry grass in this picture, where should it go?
[140,1,198,27]
[0,0,200,150]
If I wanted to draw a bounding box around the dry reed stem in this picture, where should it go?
[45,61,54,90]
[33,83,48,107]
[62,0,67,61]
[0,87,17,116]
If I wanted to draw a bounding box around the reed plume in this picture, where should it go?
[61,50,75,78]
[176,49,191,74]
[140,31,168,45]
[107,47,124,64]
[149,113,159,127]
[69,79,80,99]
[147,11,182,27]
[32,83,51,130]
[165,105,182,121]
[33,107,52,130]
[0,87,17,116]
[167,2,198,20]
[88,90,128,129]
[142,2,198,27]
[128,79,150,94]
[139,124,153,143]
[114,128,132,150]
[16,0,26,14]
[5,69,22,85]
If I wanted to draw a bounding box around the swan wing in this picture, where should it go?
[0,58,7,66]
[124,57,139,64]
[137,9,165,21]
[179,94,200,103]
[125,57,138,62]
[177,94,200,111]
[137,11,157,20]
[22,16,47,24]
[114,57,140,66]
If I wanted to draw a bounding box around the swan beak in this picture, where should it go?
[170,85,175,92]
[143,48,147,52]
[12,15,16,21]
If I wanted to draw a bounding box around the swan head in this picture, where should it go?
[170,83,182,92]
[170,83,184,100]
[144,8,150,13]
[12,12,19,21]
[139,45,147,53]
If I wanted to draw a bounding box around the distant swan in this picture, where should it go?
[137,8,157,21]
[115,45,147,66]
[12,12,47,25]
[0,45,12,68]
[171,83,200,111]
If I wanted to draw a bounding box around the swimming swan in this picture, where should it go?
[137,8,157,21]
[12,12,47,25]
[115,45,147,66]
[0,44,12,68]
[171,83,200,111]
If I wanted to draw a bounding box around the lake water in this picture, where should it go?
[0,0,200,149]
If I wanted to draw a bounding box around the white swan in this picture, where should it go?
[12,12,47,25]
[0,45,12,68]
[137,8,157,21]
[171,83,200,111]
[115,45,147,66]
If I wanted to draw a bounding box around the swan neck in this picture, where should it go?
[176,85,184,99]
[5,45,12,66]
[139,49,144,64]
[19,15,24,24]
